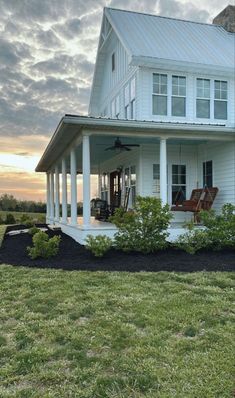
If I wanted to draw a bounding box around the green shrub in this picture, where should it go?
[5,213,16,224]
[0,215,4,225]
[110,196,172,253]
[27,231,61,259]
[200,204,235,250]
[20,214,29,223]
[28,226,40,236]
[175,228,210,254]
[175,203,235,254]
[85,235,112,257]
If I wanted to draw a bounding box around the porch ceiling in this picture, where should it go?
[35,114,235,173]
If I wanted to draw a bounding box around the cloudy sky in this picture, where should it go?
[0,0,232,201]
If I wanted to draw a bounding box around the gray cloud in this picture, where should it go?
[0,0,229,141]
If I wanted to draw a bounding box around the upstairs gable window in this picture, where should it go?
[196,78,210,118]
[152,73,167,115]
[112,52,115,72]
[124,84,130,119]
[172,76,186,117]
[130,77,136,119]
[214,80,227,120]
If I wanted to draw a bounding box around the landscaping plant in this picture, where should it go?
[85,234,112,257]
[110,196,172,253]
[27,231,61,259]
[175,203,235,254]
[28,226,40,236]
[200,203,235,250]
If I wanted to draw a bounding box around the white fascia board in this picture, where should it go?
[131,56,235,77]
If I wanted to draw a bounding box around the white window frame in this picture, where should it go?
[214,80,227,120]
[171,75,186,117]
[152,73,168,116]
[196,78,210,119]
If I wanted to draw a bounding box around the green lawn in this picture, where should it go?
[0,266,234,398]
[0,211,45,223]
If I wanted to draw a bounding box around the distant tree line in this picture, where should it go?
[0,194,46,213]
[0,194,84,215]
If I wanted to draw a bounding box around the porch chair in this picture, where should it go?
[171,187,219,222]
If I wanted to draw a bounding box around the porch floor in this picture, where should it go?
[51,216,199,245]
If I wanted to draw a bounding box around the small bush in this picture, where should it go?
[0,215,4,225]
[175,203,235,254]
[200,204,235,250]
[5,213,16,224]
[110,196,172,253]
[27,231,61,259]
[28,226,40,236]
[175,228,210,254]
[85,234,112,257]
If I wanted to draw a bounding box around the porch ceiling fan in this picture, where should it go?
[104,137,140,151]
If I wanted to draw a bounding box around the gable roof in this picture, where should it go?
[89,7,235,114]
[105,7,235,70]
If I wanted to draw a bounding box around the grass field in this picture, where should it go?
[0,211,45,223]
[0,266,234,397]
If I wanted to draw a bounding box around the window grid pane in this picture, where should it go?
[196,78,210,99]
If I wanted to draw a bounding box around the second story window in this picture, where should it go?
[172,76,186,117]
[115,95,120,118]
[196,78,210,118]
[130,78,136,119]
[112,52,115,72]
[214,80,227,120]
[124,84,130,119]
[153,73,167,116]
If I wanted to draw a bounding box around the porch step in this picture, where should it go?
[48,225,61,232]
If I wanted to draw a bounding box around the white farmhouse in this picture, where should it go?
[36,5,235,244]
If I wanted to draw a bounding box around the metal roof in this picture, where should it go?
[105,7,235,70]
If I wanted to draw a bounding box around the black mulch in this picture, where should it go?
[0,224,234,272]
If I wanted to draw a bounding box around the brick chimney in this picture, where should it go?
[213,5,235,32]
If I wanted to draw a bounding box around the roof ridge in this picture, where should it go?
[105,6,228,29]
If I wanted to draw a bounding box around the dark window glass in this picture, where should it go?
[172,97,186,117]
[214,101,227,120]
[196,99,210,118]
[112,53,115,71]
[153,95,167,115]
[172,164,186,205]
[203,161,213,188]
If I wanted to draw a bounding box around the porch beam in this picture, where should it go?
[160,138,168,205]
[70,148,77,226]
[61,158,68,224]
[49,171,55,222]
[55,165,60,222]
[82,134,91,227]
[46,172,51,222]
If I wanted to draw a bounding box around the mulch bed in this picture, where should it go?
[0,224,234,272]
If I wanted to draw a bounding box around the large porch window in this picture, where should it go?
[172,164,186,204]
[101,173,108,202]
[153,164,160,197]
[203,160,213,188]
[124,166,136,207]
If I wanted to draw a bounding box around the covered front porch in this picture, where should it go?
[36,115,235,244]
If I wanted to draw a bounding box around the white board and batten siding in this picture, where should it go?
[96,30,139,120]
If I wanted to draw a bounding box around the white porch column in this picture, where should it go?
[82,134,91,227]
[160,138,168,205]
[70,148,77,225]
[55,165,60,222]
[61,158,68,223]
[46,172,51,222]
[50,171,55,222]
